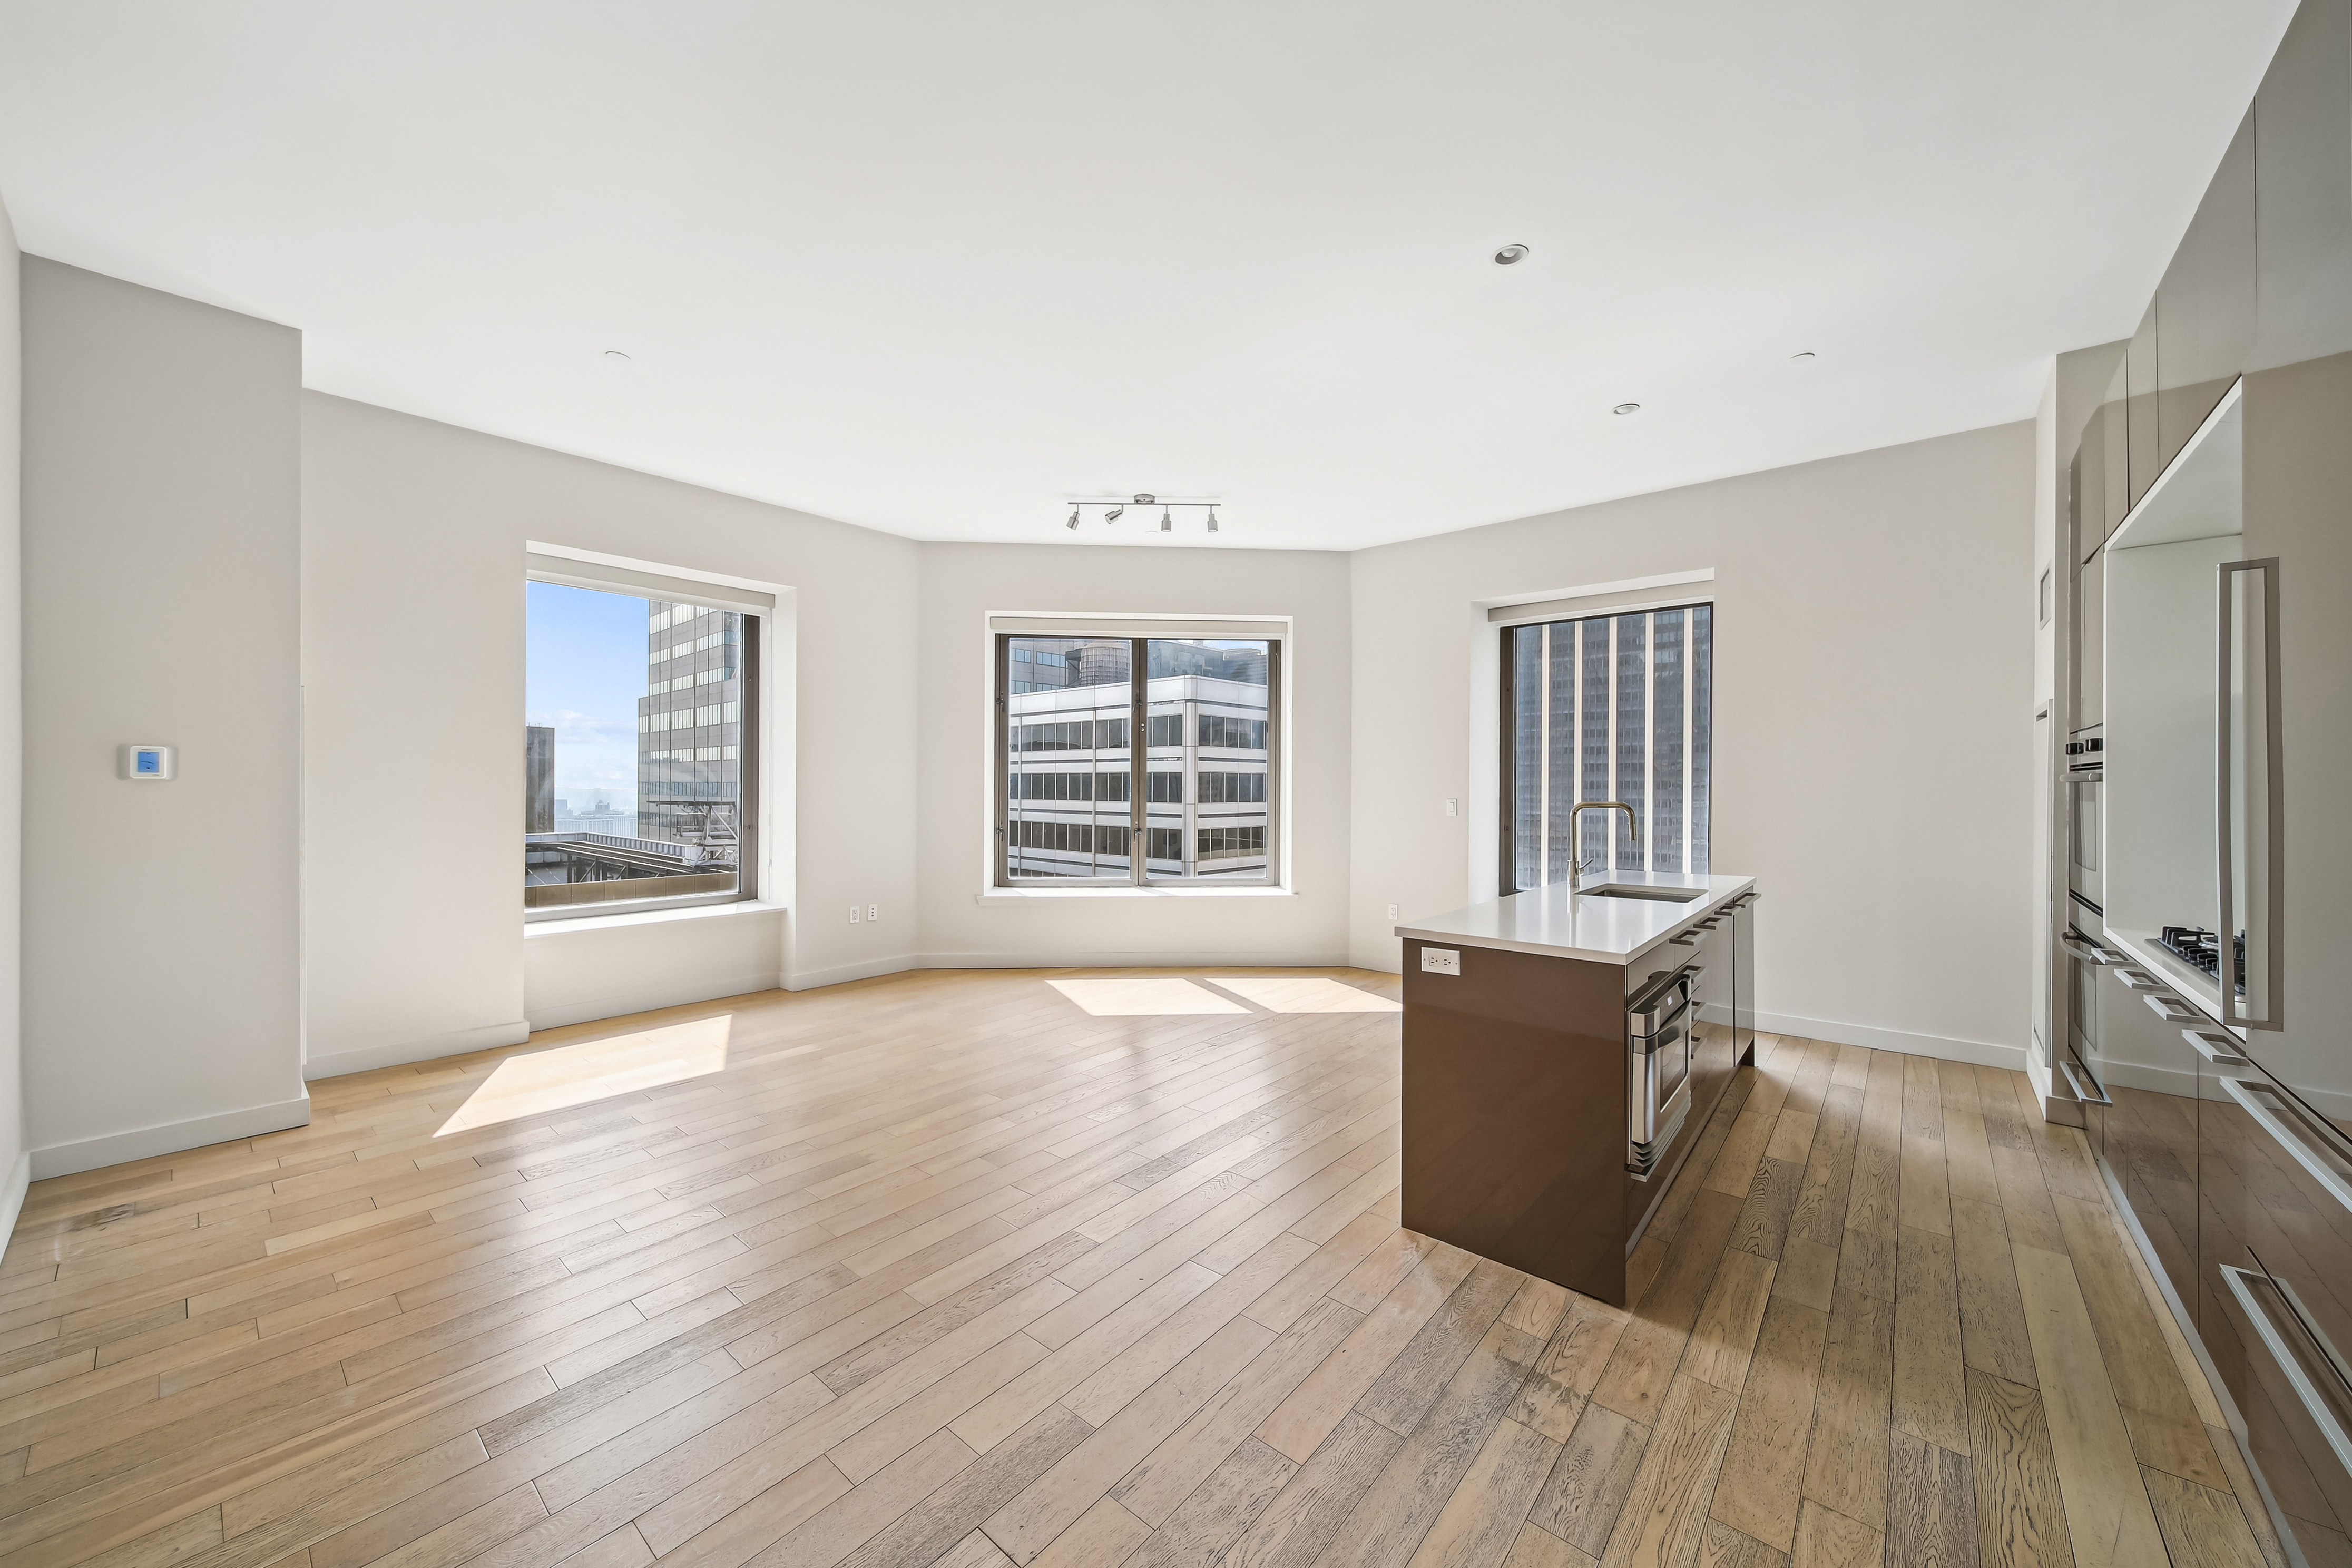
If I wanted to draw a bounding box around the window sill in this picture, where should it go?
[976,886,1293,904]
[525,899,788,937]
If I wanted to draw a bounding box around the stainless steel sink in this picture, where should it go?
[1582,885,1706,903]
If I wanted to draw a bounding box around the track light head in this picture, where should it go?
[1066,507,1080,531]
[1206,506,1219,534]
[1160,507,1172,533]
[1104,505,1123,524]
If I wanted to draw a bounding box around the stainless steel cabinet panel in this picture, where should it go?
[2157,109,2256,469]
[2128,302,2162,506]
[2253,0,2352,373]
[2199,1050,2352,1562]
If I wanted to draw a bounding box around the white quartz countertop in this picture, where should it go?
[1394,872,1757,965]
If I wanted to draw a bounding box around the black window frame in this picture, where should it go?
[524,575,762,923]
[994,632,1281,888]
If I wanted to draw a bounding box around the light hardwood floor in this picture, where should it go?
[0,967,2279,1568]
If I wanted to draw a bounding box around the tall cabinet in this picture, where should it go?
[2055,2,2352,1561]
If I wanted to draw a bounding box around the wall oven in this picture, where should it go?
[1626,958,1696,1180]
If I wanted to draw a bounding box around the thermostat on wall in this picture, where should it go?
[119,744,173,780]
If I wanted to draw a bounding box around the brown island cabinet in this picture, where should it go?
[1394,871,1758,1306]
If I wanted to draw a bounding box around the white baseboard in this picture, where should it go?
[0,1152,30,1247]
[304,1020,532,1082]
[527,971,783,1031]
[1755,1011,2027,1073]
[31,1092,313,1180]
[783,955,919,992]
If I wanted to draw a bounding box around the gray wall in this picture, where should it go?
[0,203,23,1216]
[302,392,923,1071]
[21,259,304,1175]
[1349,422,2039,1066]
[914,542,1353,967]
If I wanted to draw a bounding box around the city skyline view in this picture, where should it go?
[526,580,646,820]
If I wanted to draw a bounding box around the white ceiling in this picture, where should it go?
[0,2,2297,551]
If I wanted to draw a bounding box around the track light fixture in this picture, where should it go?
[1058,494,1227,534]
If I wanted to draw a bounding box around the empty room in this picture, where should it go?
[0,3,2345,1565]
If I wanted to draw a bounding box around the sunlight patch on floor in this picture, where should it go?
[1045,978,1250,1016]
[435,1014,732,1136]
[1203,977,1401,1014]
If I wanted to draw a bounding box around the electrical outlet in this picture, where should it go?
[849,905,861,924]
[1419,947,1461,975]
[867,904,879,922]
[1386,903,1399,920]
[1444,798,1458,817]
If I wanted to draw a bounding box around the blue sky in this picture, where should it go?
[526,580,645,817]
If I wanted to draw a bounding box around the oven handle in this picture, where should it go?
[2060,1057,2111,1108]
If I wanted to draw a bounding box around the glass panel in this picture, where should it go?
[526,581,748,913]
[1149,638,1270,880]
[1651,610,1685,873]
[1545,623,1577,886]
[1691,605,1711,875]
[1005,636,1132,879]
[1503,603,1713,891]
[1512,626,1542,891]
[1581,618,1611,871]
[1613,613,1647,872]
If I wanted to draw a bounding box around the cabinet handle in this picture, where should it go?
[2220,1263,2352,1481]
[2182,1029,2246,1066]
[2143,994,2202,1024]
[2116,969,2165,991]
[2061,934,2123,965]
[2218,555,2284,1029]
[2061,1057,2112,1108]
[2219,1076,2352,1220]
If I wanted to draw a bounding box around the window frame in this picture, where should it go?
[994,631,1282,889]
[524,569,763,924]
[1495,599,1711,898]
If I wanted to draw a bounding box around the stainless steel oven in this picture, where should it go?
[1626,961,1696,1179]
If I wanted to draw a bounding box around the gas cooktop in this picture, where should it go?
[2158,925,2245,998]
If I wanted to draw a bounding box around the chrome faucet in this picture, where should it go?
[1567,801,1638,892]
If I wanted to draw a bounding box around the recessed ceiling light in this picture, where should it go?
[604,350,631,361]
[1613,402,1641,415]
[1790,351,1817,361]
[1494,244,1530,266]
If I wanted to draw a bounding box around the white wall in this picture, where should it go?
[301,392,921,1075]
[20,260,306,1175]
[1349,421,2039,1066]
[914,543,1352,968]
[0,199,24,1221]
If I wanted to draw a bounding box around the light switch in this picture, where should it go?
[1386,903,1400,920]
[1419,947,1461,975]
[849,905,862,924]
[1444,798,1458,816]
[120,743,174,780]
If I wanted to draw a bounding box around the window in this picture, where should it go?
[525,567,762,918]
[996,631,1279,885]
[1500,603,1711,893]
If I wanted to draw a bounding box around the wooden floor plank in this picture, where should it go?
[2010,1243,2167,1568]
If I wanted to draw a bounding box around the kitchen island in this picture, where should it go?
[1394,870,1756,1305]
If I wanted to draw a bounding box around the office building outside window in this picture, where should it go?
[1503,603,1711,892]
[525,573,761,917]
[996,633,1278,885]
